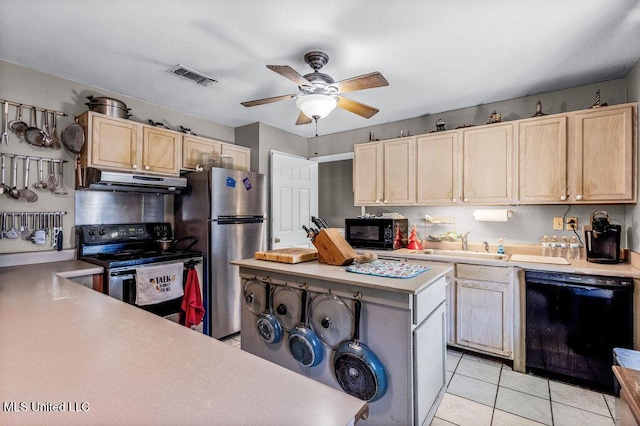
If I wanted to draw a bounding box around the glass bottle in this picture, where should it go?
[541,236,550,257]
[549,236,559,257]
[569,236,580,259]
[559,236,569,258]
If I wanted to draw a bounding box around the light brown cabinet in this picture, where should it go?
[461,123,515,204]
[181,135,250,172]
[453,264,513,358]
[79,111,181,176]
[518,116,568,203]
[416,131,460,204]
[353,137,414,206]
[572,104,635,203]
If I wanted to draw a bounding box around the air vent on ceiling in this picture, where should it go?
[167,64,217,86]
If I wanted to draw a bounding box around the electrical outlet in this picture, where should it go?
[566,217,578,231]
[553,217,564,230]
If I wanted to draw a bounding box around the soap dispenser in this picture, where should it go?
[497,238,505,255]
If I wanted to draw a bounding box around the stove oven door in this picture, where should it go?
[108,259,204,333]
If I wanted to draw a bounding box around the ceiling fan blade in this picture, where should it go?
[331,72,389,93]
[295,112,313,125]
[336,96,380,118]
[241,94,296,107]
[267,65,312,87]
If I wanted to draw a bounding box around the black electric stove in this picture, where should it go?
[77,223,202,269]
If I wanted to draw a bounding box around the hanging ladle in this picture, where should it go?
[33,158,47,190]
[0,154,9,195]
[8,156,20,199]
[18,157,38,202]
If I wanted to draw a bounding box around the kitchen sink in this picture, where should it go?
[411,249,509,260]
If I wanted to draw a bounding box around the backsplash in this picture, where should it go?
[75,191,165,226]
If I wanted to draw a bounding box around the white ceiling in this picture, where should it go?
[1,1,639,138]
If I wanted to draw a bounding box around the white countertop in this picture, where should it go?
[0,261,367,425]
[232,258,453,294]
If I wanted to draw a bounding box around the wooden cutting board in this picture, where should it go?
[510,254,571,265]
[255,248,318,264]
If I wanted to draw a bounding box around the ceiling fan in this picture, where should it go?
[241,51,389,125]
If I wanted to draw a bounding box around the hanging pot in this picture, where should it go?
[157,235,198,251]
[256,282,283,344]
[333,299,388,402]
[85,96,131,119]
[288,290,324,367]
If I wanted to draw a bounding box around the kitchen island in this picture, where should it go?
[0,261,367,425]
[232,258,452,426]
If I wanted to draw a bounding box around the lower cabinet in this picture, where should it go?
[453,264,513,358]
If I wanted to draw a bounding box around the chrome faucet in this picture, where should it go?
[458,231,471,251]
[482,241,489,253]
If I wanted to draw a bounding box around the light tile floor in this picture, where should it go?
[221,335,619,426]
[434,349,619,426]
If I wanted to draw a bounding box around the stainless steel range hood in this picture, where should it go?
[80,167,187,194]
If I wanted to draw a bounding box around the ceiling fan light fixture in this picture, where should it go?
[296,94,338,120]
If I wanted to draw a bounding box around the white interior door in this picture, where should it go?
[270,151,318,249]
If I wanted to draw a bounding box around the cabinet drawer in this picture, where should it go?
[456,264,509,283]
[413,275,446,325]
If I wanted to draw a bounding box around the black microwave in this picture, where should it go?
[344,218,408,250]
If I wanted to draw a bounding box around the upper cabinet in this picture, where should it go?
[416,131,460,204]
[461,124,514,204]
[572,104,635,203]
[79,111,251,176]
[518,116,568,203]
[353,137,414,206]
[353,103,637,206]
[79,111,181,176]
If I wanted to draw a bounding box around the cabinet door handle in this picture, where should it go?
[576,194,583,201]
[451,198,457,202]
[560,195,567,201]
[144,165,150,170]
[383,199,388,203]
[463,198,468,202]
[131,164,138,169]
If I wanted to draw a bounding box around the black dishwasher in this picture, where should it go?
[525,270,633,393]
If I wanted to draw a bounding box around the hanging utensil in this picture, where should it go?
[60,122,85,154]
[57,213,63,251]
[8,156,20,199]
[0,155,9,195]
[288,289,324,367]
[9,104,28,140]
[51,112,61,150]
[1,101,9,145]
[52,213,59,248]
[1,213,7,239]
[29,212,38,242]
[20,213,30,240]
[42,110,54,148]
[32,213,46,245]
[333,298,388,402]
[24,106,46,147]
[6,213,20,239]
[33,158,47,190]
[46,160,59,192]
[256,282,284,344]
[18,157,38,202]
[53,161,68,195]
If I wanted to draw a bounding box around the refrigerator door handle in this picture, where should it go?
[214,216,265,225]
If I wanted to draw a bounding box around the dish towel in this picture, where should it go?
[346,260,430,279]
[135,263,184,306]
[181,268,205,328]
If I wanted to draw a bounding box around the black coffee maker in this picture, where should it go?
[585,210,621,264]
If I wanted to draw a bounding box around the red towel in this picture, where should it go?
[181,268,205,328]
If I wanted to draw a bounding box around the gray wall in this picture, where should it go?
[235,122,307,174]
[318,160,361,227]
[625,59,640,251]
[309,76,638,248]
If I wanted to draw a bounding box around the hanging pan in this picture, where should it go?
[333,298,388,402]
[288,289,324,367]
[256,282,283,344]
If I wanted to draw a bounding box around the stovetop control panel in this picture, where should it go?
[80,223,171,244]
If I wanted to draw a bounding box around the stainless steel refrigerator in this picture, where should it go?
[175,167,267,339]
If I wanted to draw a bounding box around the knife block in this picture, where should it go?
[312,229,357,266]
